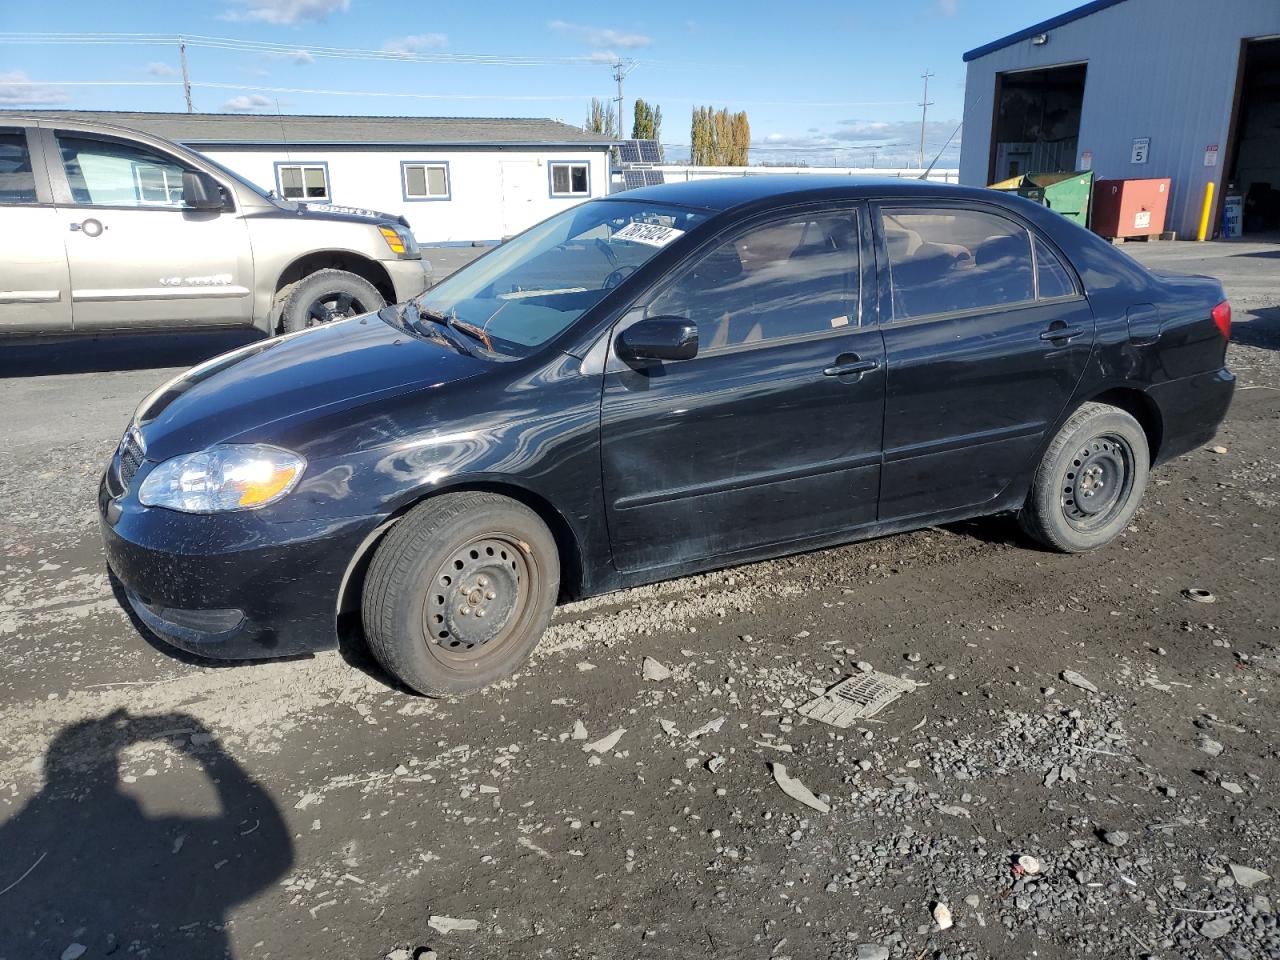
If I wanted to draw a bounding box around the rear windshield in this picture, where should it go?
[415,200,709,358]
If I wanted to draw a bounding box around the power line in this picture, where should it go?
[0,32,635,67]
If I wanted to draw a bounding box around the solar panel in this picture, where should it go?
[637,139,662,163]
[617,141,643,163]
[643,169,666,186]
[622,170,647,190]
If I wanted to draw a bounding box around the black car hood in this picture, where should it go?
[134,315,486,461]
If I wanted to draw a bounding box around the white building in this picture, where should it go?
[960,0,1280,238]
[27,111,614,244]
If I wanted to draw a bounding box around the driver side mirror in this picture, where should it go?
[183,170,225,211]
[616,316,699,364]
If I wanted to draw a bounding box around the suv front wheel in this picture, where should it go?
[279,268,385,333]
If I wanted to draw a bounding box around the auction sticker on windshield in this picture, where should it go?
[613,222,685,247]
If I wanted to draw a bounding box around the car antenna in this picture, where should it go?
[919,91,978,182]
[920,120,962,181]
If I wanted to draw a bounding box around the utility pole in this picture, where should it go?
[612,59,636,138]
[918,70,934,168]
[179,35,194,113]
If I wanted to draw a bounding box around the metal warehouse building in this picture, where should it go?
[11,111,614,244]
[960,0,1280,239]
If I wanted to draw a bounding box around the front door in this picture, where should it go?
[873,202,1095,520]
[48,128,253,331]
[0,125,71,333]
[500,161,540,237]
[600,204,885,574]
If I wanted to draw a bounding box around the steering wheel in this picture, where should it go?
[603,265,638,289]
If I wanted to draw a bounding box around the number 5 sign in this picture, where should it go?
[1131,138,1150,164]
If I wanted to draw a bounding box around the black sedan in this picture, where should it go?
[100,176,1234,696]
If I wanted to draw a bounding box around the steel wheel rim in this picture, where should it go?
[422,535,534,666]
[305,291,366,326]
[1061,433,1134,531]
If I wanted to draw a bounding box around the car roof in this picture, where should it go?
[609,174,997,212]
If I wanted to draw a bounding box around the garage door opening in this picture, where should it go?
[1227,36,1280,235]
[988,63,1087,184]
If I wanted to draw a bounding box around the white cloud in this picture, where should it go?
[0,70,69,106]
[223,0,349,25]
[750,119,962,167]
[276,49,314,65]
[222,93,276,112]
[584,51,619,64]
[382,33,449,56]
[146,62,179,77]
[936,0,959,14]
[549,20,652,50]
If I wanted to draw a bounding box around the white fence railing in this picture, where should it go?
[615,164,961,187]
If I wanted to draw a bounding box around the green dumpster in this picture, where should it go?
[990,170,1094,227]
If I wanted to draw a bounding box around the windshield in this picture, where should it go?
[199,154,276,201]
[415,200,709,358]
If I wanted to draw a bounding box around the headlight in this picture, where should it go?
[379,224,419,258]
[139,444,306,513]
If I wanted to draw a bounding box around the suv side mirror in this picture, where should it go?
[616,316,699,363]
[183,170,224,210]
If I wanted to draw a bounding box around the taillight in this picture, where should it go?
[1211,300,1232,339]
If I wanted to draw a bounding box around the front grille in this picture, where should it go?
[118,430,146,491]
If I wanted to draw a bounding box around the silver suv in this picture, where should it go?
[0,116,431,338]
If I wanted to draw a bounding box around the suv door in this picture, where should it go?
[44,126,254,330]
[0,125,72,332]
[873,201,1095,520]
[599,203,885,573]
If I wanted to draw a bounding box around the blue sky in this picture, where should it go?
[1,0,1078,167]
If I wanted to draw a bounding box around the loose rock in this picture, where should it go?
[641,656,672,681]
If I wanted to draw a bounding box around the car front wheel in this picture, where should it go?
[1019,402,1150,553]
[279,268,386,334]
[361,492,560,697]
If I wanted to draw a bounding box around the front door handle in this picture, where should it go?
[1040,323,1085,343]
[823,357,881,378]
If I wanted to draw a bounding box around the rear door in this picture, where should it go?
[600,202,885,573]
[45,126,254,330]
[873,201,1094,520]
[0,124,71,333]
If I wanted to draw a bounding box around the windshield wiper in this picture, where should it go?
[390,302,475,356]
[444,317,494,353]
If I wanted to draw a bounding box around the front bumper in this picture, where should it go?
[384,256,433,303]
[99,474,377,660]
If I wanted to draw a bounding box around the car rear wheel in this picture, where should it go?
[361,492,560,697]
[280,268,385,334]
[1019,402,1150,553]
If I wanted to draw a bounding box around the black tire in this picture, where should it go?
[361,492,560,697]
[279,269,385,334]
[1019,402,1150,553]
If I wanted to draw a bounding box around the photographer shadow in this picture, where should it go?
[0,709,292,959]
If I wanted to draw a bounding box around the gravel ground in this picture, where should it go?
[0,240,1276,960]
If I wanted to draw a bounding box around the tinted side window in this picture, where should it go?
[883,208,1034,319]
[57,133,190,208]
[648,211,859,351]
[0,129,37,203]
[1034,236,1077,299]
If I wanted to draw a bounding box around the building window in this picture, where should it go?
[275,162,330,202]
[402,161,450,201]
[549,161,590,197]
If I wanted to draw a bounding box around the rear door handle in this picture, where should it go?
[1040,324,1086,342]
[823,358,881,378]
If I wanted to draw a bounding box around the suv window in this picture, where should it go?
[0,128,37,203]
[57,133,191,208]
[648,210,859,352]
[882,207,1034,319]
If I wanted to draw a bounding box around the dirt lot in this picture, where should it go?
[1,240,1277,960]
